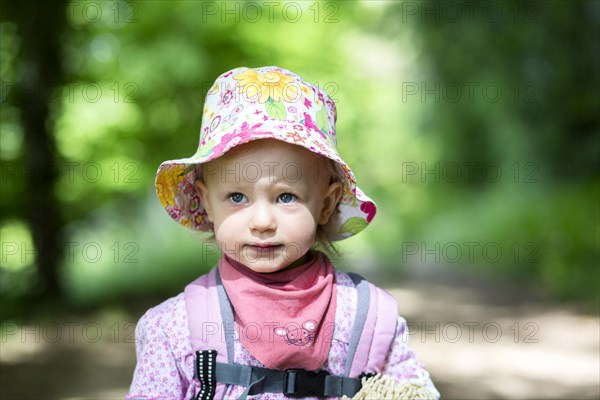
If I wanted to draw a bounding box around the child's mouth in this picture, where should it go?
[246,243,283,254]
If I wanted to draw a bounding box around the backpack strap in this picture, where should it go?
[185,267,236,400]
[346,273,398,377]
[214,268,236,362]
[185,269,397,399]
[186,268,364,400]
[214,362,362,399]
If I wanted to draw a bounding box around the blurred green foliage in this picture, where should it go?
[1,0,598,315]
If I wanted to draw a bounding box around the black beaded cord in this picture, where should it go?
[195,350,217,400]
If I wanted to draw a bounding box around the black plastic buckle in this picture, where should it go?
[284,369,330,397]
[358,372,376,380]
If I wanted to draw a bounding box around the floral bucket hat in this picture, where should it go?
[155,66,376,240]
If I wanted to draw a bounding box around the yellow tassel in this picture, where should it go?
[342,373,438,400]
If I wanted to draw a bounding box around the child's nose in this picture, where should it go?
[249,202,276,232]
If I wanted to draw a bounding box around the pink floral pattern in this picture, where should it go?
[127,271,434,400]
[154,66,376,240]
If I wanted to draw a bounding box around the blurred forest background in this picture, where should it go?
[0,0,598,398]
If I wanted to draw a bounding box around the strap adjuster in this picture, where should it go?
[284,369,330,397]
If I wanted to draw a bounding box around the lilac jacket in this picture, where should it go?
[127,270,438,399]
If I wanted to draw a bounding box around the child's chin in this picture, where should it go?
[239,259,289,274]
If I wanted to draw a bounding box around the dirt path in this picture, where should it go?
[1,266,598,399]
[379,273,599,399]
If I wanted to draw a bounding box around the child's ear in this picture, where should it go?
[194,179,213,222]
[319,182,343,225]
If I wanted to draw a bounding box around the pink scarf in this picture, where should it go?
[218,251,337,370]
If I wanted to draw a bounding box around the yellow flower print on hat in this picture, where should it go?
[234,69,299,103]
[155,164,187,207]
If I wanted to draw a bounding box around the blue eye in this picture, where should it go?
[228,193,246,203]
[278,193,296,203]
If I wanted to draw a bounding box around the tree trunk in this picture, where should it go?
[7,0,67,298]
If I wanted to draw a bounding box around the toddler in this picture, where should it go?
[128,66,439,400]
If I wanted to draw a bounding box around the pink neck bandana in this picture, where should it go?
[218,251,337,371]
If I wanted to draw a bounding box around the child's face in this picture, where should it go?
[195,139,342,273]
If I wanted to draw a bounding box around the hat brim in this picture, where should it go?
[155,121,376,240]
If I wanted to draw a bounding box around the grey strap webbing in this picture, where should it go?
[215,362,362,400]
[345,273,371,376]
[215,268,235,364]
